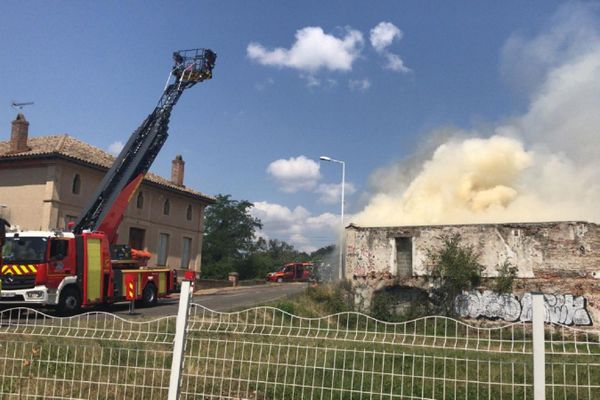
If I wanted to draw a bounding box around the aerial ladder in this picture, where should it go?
[0,48,216,314]
[74,48,217,242]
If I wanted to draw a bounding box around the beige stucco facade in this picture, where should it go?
[0,157,210,273]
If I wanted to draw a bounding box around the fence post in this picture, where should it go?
[532,292,546,400]
[168,272,195,400]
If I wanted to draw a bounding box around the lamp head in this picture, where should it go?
[319,156,332,162]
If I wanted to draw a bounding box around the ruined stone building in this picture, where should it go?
[0,114,215,274]
[345,221,600,324]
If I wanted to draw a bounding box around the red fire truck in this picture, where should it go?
[0,48,216,314]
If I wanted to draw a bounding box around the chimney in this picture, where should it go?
[10,113,30,153]
[171,154,185,186]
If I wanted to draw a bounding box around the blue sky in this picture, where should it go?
[3,1,600,251]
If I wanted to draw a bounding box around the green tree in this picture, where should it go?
[310,245,335,262]
[201,194,262,279]
[201,194,338,281]
[426,234,483,315]
[265,239,308,265]
[243,239,310,279]
[236,252,273,280]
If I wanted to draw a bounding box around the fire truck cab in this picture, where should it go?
[1,231,73,306]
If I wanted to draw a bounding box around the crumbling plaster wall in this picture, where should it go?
[346,221,600,279]
[345,222,600,313]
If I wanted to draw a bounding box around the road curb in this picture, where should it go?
[193,282,308,296]
[168,282,306,299]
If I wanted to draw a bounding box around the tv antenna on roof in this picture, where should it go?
[10,101,34,111]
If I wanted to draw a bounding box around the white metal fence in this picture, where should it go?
[0,307,176,399]
[0,281,598,399]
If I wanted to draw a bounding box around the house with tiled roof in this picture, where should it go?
[0,113,215,273]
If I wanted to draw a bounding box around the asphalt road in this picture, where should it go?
[109,282,308,318]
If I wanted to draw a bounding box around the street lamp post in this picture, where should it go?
[320,156,345,281]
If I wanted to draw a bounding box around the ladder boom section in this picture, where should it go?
[73,48,216,241]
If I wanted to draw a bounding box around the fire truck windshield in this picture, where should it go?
[2,237,48,263]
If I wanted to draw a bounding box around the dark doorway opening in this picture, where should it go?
[395,237,412,278]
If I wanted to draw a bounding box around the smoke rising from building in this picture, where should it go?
[353,3,600,227]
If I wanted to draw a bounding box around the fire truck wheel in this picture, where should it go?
[277,277,283,283]
[141,284,158,307]
[57,287,81,316]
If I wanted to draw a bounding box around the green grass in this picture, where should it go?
[0,288,598,399]
[0,335,173,399]
[179,325,600,400]
[267,282,353,318]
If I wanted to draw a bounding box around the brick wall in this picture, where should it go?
[10,114,30,153]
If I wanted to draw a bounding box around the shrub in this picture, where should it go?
[371,290,394,321]
[273,300,295,315]
[426,234,483,316]
[493,260,518,293]
[306,283,352,314]
[263,282,354,318]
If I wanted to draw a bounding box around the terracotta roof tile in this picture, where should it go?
[0,134,215,203]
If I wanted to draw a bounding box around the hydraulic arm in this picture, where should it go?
[73,48,216,242]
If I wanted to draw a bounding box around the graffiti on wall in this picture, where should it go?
[454,291,521,321]
[455,290,592,325]
[519,293,592,325]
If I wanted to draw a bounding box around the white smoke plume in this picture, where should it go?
[353,3,600,227]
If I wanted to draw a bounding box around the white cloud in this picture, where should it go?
[267,156,321,193]
[252,202,310,227]
[370,22,403,52]
[385,53,411,73]
[316,182,357,204]
[247,26,364,72]
[369,21,411,73]
[252,201,339,252]
[349,78,371,92]
[305,212,340,228]
[108,141,124,156]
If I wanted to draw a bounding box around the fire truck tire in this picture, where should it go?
[141,284,158,307]
[57,287,81,316]
[277,277,283,283]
